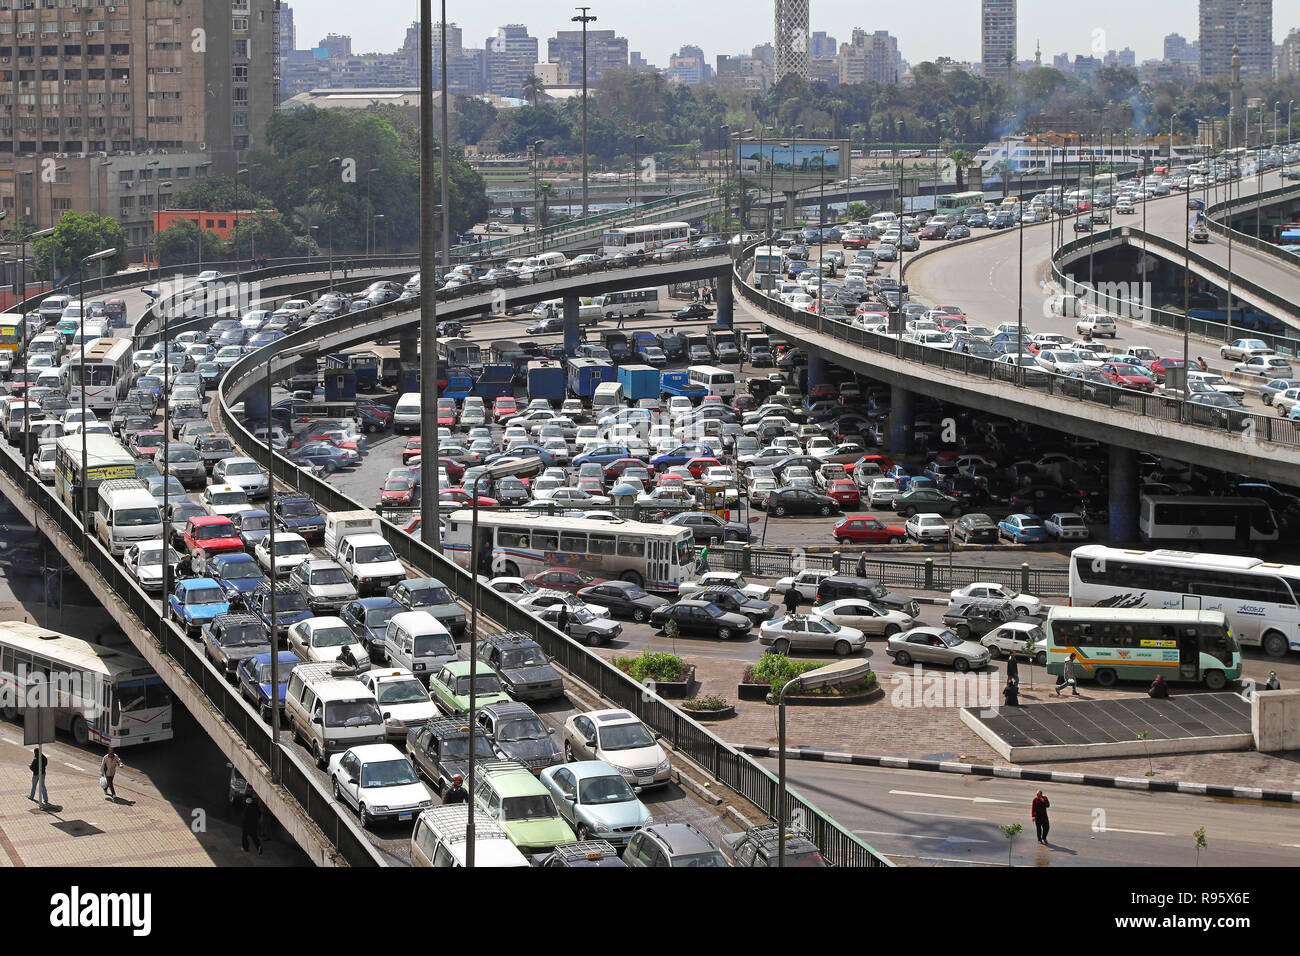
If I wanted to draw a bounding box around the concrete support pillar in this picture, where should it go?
[784,191,797,230]
[563,293,581,356]
[398,328,418,365]
[889,384,915,458]
[714,270,733,330]
[807,354,830,389]
[243,387,270,423]
[1108,444,1139,543]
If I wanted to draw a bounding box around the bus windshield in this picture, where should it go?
[115,677,172,714]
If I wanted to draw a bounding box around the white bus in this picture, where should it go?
[0,621,173,747]
[686,365,738,399]
[1068,545,1300,658]
[752,246,784,284]
[443,510,696,592]
[601,221,691,258]
[436,336,483,374]
[592,288,659,319]
[60,337,134,411]
[1138,495,1279,545]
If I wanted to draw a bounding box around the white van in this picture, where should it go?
[393,392,422,434]
[520,251,567,281]
[591,381,625,414]
[38,295,70,324]
[868,212,897,227]
[410,805,530,867]
[94,479,163,555]
[3,399,46,444]
[686,365,738,399]
[285,662,386,766]
[28,331,65,362]
[324,509,383,557]
[384,611,457,675]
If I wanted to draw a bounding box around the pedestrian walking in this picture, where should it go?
[783,585,800,617]
[443,774,468,804]
[1005,652,1019,684]
[1148,674,1170,699]
[100,747,122,799]
[1031,790,1051,844]
[1002,678,1020,707]
[1055,653,1079,696]
[616,313,626,329]
[1265,670,1282,691]
[855,551,868,577]
[28,747,48,806]
[1197,356,1208,373]
[555,604,570,635]
[241,794,263,854]
[698,545,710,572]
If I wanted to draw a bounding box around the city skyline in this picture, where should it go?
[291,1,1293,73]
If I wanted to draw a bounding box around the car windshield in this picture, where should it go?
[579,774,635,805]
[115,507,159,527]
[497,716,549,742]
[310,625,355,648]
[138,547,176,566]
[413,635,456,658]
[454,673,504,695]
[193,524,234,540]
[270,538,308,557]
[239,514,271,532]
[675,850,729,867]
[357,545,397,563]
[168,448,199,462]
[209,492,246,505]
[501,794,557,822]
[406,586,452,605]
[225,462,260,476]
[221,562,263,580]
[256,662,289,684]
[134,433,162,447]
[360,758,420,788]
[442,734,497,759]
[218,624,265,647]
[377,679,428,704]
[323,700,382,728]
[281,500,317,517]
[310,567,349,585]
[275,592,308,613]
[185,587,225,605]
[500,646,546,668]
[597,722,656,751]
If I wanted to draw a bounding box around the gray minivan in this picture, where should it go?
[384,611,458,675]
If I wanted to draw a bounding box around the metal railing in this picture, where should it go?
[0,449,382,866]
[1204,180,1300,266]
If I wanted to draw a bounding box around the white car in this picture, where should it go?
[287,615,371,668]
[562,709,671,789]
[1186,372,1245,404]
[774,568,836,603]
[678,571,771,602]
[516,588,608,619]
[1220,339,1274,362]
[815,598,914,637]
[905,513,949,542]
[1035,350,1088,375]
[200,484,251,517]
[195,270,224,285]
[35,443,57,483]
[357,668,438,741]
[1234,355,1294,378]
[948,582,1043,617]
[254,531,311,574]
[123,539,182,593]
[1044,512,1090,541]
[327,744,433,828]
[866,478,900,508]
[981,621,1048,664]
[485,576,540,599]
[211,457,269,498]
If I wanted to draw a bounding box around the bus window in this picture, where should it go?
[498,528,530,549]
[559,532,586,553]
[617,537,645,558]
[532,531,559,551]
[588,534,616,556]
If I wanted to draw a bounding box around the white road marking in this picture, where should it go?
[889,789,1012,804]
[1098,827,1169,836]
[902,810,990,821]
[854,829,989,844]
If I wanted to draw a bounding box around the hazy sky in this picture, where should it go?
[290,1,1293,68]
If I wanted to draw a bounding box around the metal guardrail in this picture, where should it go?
[0,449,382,866]
[736,254,1300,449]
[1204,179,1300,264]
[214,250,891,868]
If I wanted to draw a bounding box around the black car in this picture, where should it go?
[406,717,497,794]
[436,320,464,336]
[475,700,563,773]
[272,493,324,543]
[649,600,752,640]
[199,613,271,681]
[942,599,1014,640]
[575,580,668,623]
[664,511,751,544]
[815,576,921,616]
[386,577,467,637]
[656,332,686,360]
[672,303,714,320]
[339,597,404,662]
[764,487,839,517]
[692,586,776,625]
[475,632,565,702]
[1059,369,1111,400]
[951,513,999,544]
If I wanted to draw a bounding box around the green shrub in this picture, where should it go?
[612,649,688,683]
[743,652,822,695]
[683,695,730,711]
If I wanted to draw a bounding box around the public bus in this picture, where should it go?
[1138,495,1278,545]
[0,621,174,747]
[1044,607,1241,690]
[592,288,660,319]
[751,246,785,285]
[936,191,987,213]
[436,337,482,375]
[54,433,136,517]
[0,314,23,358]
[1068,545,1300,659]
[601,221,691,258]
[442,510,696,592]
[59,337,134,411]
[370,346,404,387]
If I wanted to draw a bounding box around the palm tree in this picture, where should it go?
[293,202,329,235]
[522,75,545,108]
[537,181,555,228]
[947,149,975,191]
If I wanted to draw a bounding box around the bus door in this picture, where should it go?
[1181,595,1201,611]
[96,678,113,744]
[646,538,669,587]
[1178,629,1199,681]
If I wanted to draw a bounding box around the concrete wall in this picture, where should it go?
[1252,689,1300,752]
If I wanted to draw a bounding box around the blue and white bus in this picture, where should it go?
[601,222,691,258]
[592,288,659,319]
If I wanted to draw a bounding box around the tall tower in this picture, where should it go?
[1229,43,1243,146]
[981,0,1017,77]
[774,0,810,83]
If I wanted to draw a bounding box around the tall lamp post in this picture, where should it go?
[77,247,115,538]
[419,0,442,552]
[631,133,645,222]
[718,124,730,239]
[530,139,544,235]
[465,456,545,866]
[778,659,871,867]
[816,146,839,308]
[573,6,597,218]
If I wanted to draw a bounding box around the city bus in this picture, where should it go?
[1044,607,1241,690]
[59,337,134,411]
[54,433,136,517]
[1138,495,1278,545]
[936,191,987,214]
[592,288,660,319]
[601,221,691,258]
[752,246,785,285]
[442,510,696,592]
[1068,545,1300,658]
[436,337,482,375]
[0,621,173,747]
[0,314,23,359]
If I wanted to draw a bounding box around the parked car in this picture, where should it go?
[885,626,991,671]
[981,621,1048,665]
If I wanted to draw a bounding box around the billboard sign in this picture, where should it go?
[736,139,851,193]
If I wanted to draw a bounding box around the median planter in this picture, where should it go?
[740,653,880,705]
[611,650,696,699]
[679,696,735,721]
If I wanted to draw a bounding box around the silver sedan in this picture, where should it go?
[758,613,866,656]
[886,627,991,672]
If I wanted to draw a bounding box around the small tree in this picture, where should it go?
[1193,826,1207,867]
[1138,729,1155,777]
[662,617,680,655]
[1000,822,1022,866]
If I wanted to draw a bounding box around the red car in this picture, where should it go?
[833,516,907,544]
[438,487,498,509]
[684,456,721,479]
[436,407,456,427]
[825,479,860,506]
[808,383,837,401]
[603,457,647,481]
[439,456,466,484]
[524,568,606,593]
[841,233,871,249]
[493,397,519,422]
[355,401,392,427]
[129,429,165,460]
[302,433,360,452]
[1147,357,1187,383]
[854,454,896,474]
[1099,362,1155,391]
[184,516,244,568]
[732,393,758,414]
[936,305,966,320]
[380,476,417,506]
[919,223,947,240]
[401,438,422,464]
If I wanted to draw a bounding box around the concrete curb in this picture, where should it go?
[738,744,1300,804]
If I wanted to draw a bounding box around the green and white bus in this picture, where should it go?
[1044,607,1241,690]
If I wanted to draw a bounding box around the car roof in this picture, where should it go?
[642,822,717,855]
[343,743,404,762]
[179,577,219,589]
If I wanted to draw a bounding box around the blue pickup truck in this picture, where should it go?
[660,371,707,401]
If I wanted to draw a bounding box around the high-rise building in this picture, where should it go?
[1200,0,1272,79]
[839,29,903,86]
[319,34,352,58]
[485,25,539,97]
[811,32,837,58]
[667,45,711,85]
[547,29,629,85]
[716,54,769,92]
[981,0,1017,77]
[773,0,810,83]
[1282,28,1300,79]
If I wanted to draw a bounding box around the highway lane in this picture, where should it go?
[756,758,1300,867]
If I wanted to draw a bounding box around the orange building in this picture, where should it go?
[152,209,269,241]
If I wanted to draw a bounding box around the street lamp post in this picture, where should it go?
[365,166,380,257]
[631,133,645,222]
[719,124,730,240]
[816,146,838,309]
[530,140,544,236]
[466,457,546,867]
[77,248,115,538]
[573,6,597,218]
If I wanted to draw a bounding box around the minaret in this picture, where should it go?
[1229,43,1243,146]
[1034,40,1041,69]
